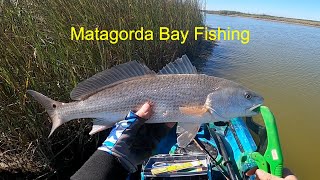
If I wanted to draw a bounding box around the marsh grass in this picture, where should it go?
[0,0,206,177]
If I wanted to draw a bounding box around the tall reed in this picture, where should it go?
[0,0,205,176]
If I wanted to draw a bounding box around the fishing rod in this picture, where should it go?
[206,124,239,180]
[192,138,230,180]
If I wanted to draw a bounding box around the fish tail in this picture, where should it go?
[27,90,66,137]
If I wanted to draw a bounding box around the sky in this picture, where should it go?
[205,0,320,21]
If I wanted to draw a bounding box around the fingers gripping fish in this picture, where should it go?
[27,55,264,147]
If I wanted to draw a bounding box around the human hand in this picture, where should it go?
[135,102,176,128]
[98,102,175,173]
[247,168,298,180]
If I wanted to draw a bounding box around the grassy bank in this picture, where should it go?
[205,10,320,27]
[0,0,208,178]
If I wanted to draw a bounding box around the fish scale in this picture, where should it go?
[61,75,227,123]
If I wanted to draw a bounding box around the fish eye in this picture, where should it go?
[245,92,252,100]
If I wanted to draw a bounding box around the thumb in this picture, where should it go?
[135,102,153,120]
[256,169,282,180]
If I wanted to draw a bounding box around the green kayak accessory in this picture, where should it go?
[251,106,283,177]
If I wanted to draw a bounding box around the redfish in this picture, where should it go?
[28,55,263,147]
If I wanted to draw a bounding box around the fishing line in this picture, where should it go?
[192,138,230,180]
[205,124,239,180]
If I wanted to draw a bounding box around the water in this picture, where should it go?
[202,14,320,179]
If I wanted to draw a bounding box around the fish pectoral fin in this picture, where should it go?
[89,118,114,135]
[176,123,200,148]
[179,106,208,116]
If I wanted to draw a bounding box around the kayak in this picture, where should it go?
[141,106,283,179]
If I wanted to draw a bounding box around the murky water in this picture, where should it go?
[202,14,320,179]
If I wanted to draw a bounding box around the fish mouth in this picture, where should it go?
[249,104,262,112]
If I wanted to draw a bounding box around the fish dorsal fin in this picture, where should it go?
[177,123,200,148]
[158,55,197,74]
[70,61,155,100]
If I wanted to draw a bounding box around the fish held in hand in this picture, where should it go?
[27,55,264,147]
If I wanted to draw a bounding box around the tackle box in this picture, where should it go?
[141,154,212,180]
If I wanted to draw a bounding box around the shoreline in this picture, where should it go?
[203,10,320,28]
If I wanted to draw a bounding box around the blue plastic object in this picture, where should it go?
[222,118,258,175]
